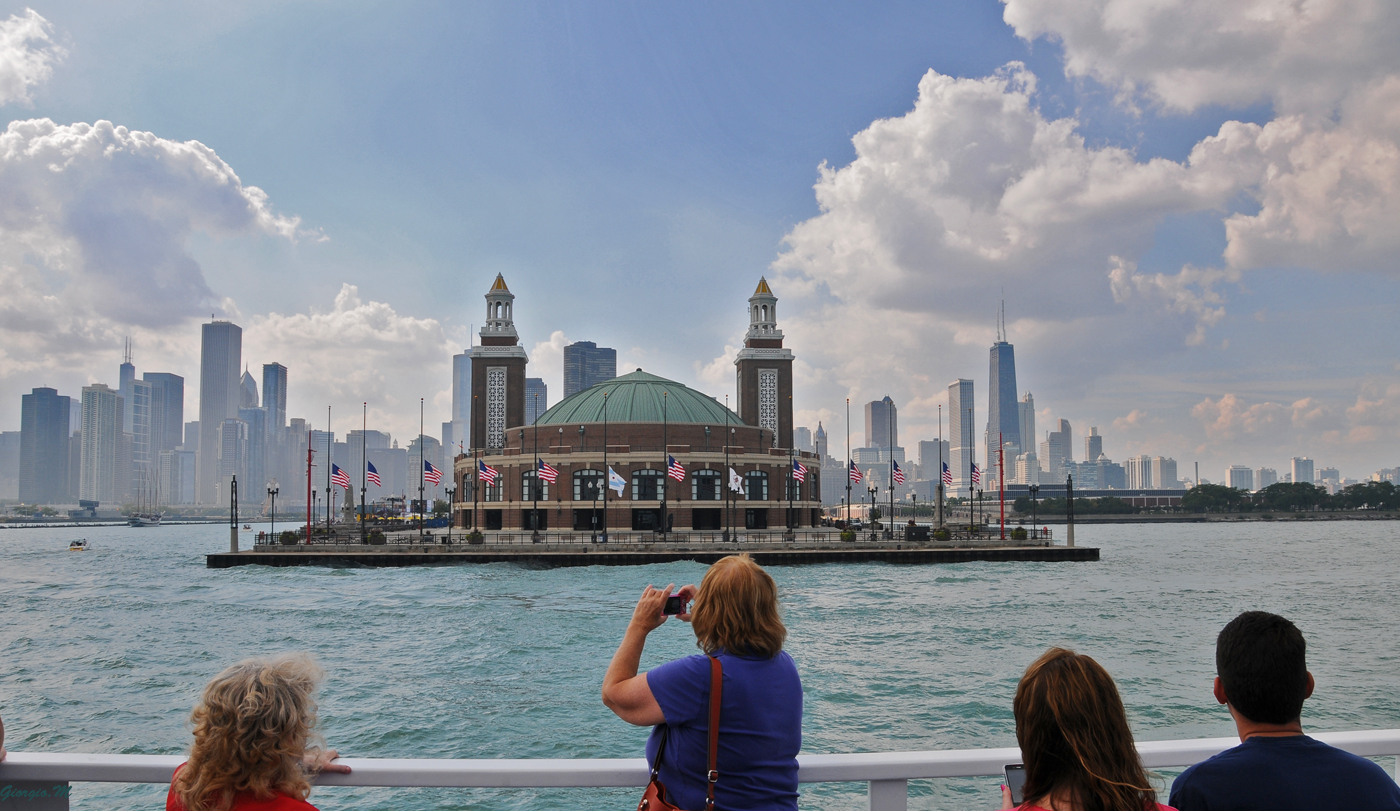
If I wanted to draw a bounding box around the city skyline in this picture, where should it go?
[0,3,1395,478]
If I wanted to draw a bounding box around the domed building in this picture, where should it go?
[452,276,822,537]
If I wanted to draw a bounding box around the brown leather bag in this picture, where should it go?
[636,655,723,811]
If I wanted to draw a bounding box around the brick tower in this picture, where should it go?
[734,277,794,448]
[469,274,528,452]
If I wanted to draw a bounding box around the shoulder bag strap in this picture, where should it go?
[704,655,723,811]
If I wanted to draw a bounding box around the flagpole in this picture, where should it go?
[661,391,668,539]
[366,400,372,546]
[888,404,894,540]
[937,404,944,528]
[415,398,423,541]
[968,406,974,529]
[472,395,478,531]
[845,398,851,526]
[532,392,539,541]
[724,394,731,542]
[602,390,609,543]
[325,406,332,538]
[999,430,1005,541]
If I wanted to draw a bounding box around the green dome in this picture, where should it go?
[534,370,743,426]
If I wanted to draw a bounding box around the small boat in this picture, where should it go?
[128,513,162,527]
[242,524,252,531]
[69,539,88,551]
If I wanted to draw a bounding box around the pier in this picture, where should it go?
[207,529,1098,568]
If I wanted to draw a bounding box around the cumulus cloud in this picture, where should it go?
[1108,257,1238,344]
[1001,0,1400,116]
[0,9,63,107]
[244,285,454,441]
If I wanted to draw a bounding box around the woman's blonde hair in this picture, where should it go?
[690,554,786,659]
[173,654,325,811]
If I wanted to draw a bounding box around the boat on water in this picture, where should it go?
[69,539,88,551]
[128,464,163,527]
[242,524,252,531]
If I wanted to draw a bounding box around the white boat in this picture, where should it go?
[69,539,88,551]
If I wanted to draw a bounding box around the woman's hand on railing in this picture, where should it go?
[305,748,351,774]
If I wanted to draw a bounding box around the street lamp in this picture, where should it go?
[867,482,877,539]
[1029,484,1040,538]
[267,482,279,543]
[310,490,318,541]
[445,484,456,544]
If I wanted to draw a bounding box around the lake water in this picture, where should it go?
[1,521,1397,810]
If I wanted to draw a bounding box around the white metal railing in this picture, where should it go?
[1,730,1397,811]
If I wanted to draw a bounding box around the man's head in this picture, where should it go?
[1215,611,1311,724]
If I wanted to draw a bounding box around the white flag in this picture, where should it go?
[728,467,744,493]
[608,466,627,496]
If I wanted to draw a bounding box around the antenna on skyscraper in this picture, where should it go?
[123,336,132,364]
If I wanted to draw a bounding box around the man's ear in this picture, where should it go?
[1213,676,1229,705]
[1304,672,1314,700]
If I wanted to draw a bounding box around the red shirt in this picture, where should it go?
[166,764,319,811]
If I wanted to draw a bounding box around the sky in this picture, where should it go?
[0,0,1396,481]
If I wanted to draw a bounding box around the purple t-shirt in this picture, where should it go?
[645,650,802,811]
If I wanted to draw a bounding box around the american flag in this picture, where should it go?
[849,460,862,483]
[942,462,952,486]
[792,458,807,483]
[971,463,981,486]
[366,460,382,487]
[667,455,686,482]
[891,459,904,485]
[478,459,499,485]
[331,463,351,490]
[424,460,443,485]
[537,458,559,484]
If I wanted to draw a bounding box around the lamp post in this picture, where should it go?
[267,483,278,543]
[310,489,318,540]
[445,484,456,544]
[867,483,877,540]
[1029,484,1040,538]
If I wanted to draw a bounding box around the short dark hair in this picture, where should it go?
[1216,611,1308,724]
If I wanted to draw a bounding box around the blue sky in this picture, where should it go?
[1,0,1397,481]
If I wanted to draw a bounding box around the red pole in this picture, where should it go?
[998,431,1005,541]
[305,430,314,544]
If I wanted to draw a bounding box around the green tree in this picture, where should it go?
[1181,484,1249,512]
[1330,481,1399,511]
[1252,482,1328,512]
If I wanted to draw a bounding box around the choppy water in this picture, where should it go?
[1,521,1398,810]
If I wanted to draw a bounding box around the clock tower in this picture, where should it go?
[469,274,528,452]
[734,277,794,448]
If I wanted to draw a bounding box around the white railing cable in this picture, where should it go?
[0,729,1396,788]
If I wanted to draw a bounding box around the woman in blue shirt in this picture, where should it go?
[603,554,802,811]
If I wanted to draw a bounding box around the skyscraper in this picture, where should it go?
[865,396,897,450]
[525,377,548,424]
[563,341,617,397]
[80,384,123,503]
[1152,457,1179,489]
[793,427,813,453]
[948,379,974,496]
[1255,467,1278,489]
[986,338,1020,482]
[1227,465,1254,490]
[19,387,71,504]
[240,370,259,409]
[128,378,153,501]
[239,407,267,493]
[1085,427,1103,462]
[1039,419,1072,482]
[262,363,287,434]
[1018,392,1035,460]
[144,373,185,456]
[198,321,242,504]
[1291,457,1314,486]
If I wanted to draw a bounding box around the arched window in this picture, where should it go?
[632,469,664,501]
[574,469,604,501]
[752,305,758,321]
[522,470,548,501]
[692,469,720,501]
[483,477,502,502]
[761,304,768,321]
[745,470,768,501]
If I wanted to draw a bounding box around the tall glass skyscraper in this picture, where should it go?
[262,363,287,434]
[563,341,617,397]
[864,396,897,450]
[198,321,242,505]
[19,387,71,504]
[948,379,974,497]
[986,340,1020,483]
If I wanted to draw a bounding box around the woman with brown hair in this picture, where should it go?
[603,554,802,811]
[1002,648,1175,811]
[167,654,349,811]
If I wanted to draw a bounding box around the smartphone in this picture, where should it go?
[1004,764,1026,805]
[663,595,687,615]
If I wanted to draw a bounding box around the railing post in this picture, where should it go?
[868,778,907,811]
